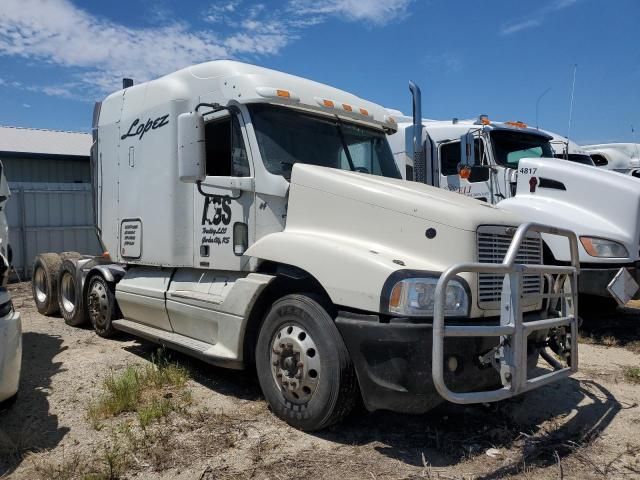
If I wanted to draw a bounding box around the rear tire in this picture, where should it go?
[60,251,82,262]
[86,275,118,338]
[32,253,62,315]
[255,294,358,431]
[57,259,86,326]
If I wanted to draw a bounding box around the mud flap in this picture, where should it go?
[607,267,640,306]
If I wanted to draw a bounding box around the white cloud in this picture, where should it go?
[423,52,463,73]
[501,19,542,36]
[204,1,242,24]
[289,0,413,25]
[0,0,415,101]
[500,0,580,36]
[0,0,290,100]
[22,103,31,108]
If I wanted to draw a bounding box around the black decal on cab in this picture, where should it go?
[202,196,232,226]
[121,114,170,141]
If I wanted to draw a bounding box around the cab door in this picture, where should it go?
[193,110,255,271]
[165,110,256,344]
[438,139,492,202]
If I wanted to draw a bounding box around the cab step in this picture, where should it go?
[111,319,243,369]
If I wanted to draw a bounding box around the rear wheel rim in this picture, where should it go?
[34,267,47,304]
[270,324,321,404]
[60,272,76,314]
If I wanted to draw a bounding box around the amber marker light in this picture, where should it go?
[389,283,404,309]
[459,166,472,179]
[580,237,597,256]
[505,120,528,129]
[276,89,291,98]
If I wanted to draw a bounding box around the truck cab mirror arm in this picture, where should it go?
[195,102,227,116]
[196,176,255,200]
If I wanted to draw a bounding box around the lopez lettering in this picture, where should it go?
[121,114,170,140]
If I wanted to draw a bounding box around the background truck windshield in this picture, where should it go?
[249,104,401,179]
[490,130,554,169]
[553,153,596,166]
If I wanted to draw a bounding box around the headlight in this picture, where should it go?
[580,236,628,258]
[387,277,469,317]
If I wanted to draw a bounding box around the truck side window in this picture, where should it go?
[440,142,463,176]
[440,140,483,180]
[204,116,250,177]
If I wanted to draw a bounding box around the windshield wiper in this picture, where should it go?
[335,118,356,172]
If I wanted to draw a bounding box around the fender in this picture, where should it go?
[246,231,407,313]
[87,264,126,284]
[81,262,127,305]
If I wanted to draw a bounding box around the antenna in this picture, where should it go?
[566,64,578,144]
[633,125,639,160]
[535,87,551,130]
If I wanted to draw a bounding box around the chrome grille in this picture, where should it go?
[477,225,543,306]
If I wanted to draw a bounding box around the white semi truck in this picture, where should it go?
[0,162,21,405]
[546,131,595,166]
[31,62,579,430]
[583,143,640,177]
[388,84,640,312]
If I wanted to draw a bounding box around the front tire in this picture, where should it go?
[255,294,358,431]
[86,275,117,338]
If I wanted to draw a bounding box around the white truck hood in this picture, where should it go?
[246,164,527,314]
[290,164,521,233]
[499,157,640,263]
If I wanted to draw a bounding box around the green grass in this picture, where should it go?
[623,366,640,384]
[138,397,174,428]
[88,349,191,429]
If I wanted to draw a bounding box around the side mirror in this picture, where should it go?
[469,165,490,182]
[178,112,206,182]
[460,132,475,167]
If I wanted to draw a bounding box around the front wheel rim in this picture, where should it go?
[88,280,109,328]
[270,324,321,404]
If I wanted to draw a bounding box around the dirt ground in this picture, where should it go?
[1,281,640,480]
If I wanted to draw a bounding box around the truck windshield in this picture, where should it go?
[249,104,401,179]
[490,130,554,169]
[553,153,596,166]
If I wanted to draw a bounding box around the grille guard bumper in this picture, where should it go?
[433,222,580,404]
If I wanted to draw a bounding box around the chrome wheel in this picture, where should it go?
[33,267,47,304]
[271,324,321,404]
[88,279,109,328]
[60,272,76,314]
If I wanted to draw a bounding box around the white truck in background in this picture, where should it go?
[387,83,640,312]
[0,162,21,406]
[31,61,579,430]
[583,143,640,177]
[545,131,595,166]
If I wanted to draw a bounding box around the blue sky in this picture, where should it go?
[0,0,638,144]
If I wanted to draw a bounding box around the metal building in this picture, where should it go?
[0,126,101,278]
